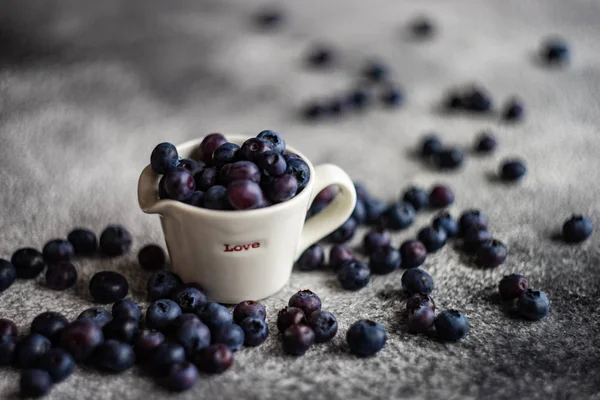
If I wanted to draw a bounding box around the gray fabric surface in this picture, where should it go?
[1,0,599,399]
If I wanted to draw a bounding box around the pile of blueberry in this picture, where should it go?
[404,293,469,342]
[151,130,311,210]
[498,274,550,321]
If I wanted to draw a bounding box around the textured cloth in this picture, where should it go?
[0,0,600,399]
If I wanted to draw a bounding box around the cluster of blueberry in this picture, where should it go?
[498,274,550,321]
[151,131,311,210]
[442,84,526,123]
[405,293,469,342]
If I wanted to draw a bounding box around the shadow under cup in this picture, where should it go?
[138,135,356,304]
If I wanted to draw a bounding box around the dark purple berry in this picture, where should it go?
[112,299,141,321]
[178,158,201,175]
[60,320,104,362]
[267,174,298,203]
[149,342,185,375]
[77,307,112,328]
[276,307,306,333]
[99,225,132,256]
[183,190,205,207]
[174,316,211,356]
[434,310,469,341]
[196,133,227,165]
[305,44,334,68]
[362,61,389,83]
[289,290,321,316]
[326,218,358,244]
[500,159,527,182]
[239,138,272,162]
[444,90,463,110]
[257,151,287,177]
[222,161,262,185]
[417,226,448,253]
[16,334,51,368]
[0,336,16,366]
[0,259,16,292]
[403,186,429,211]
[407,306,435,334]
[462,86,493,112]
[196,302,232,331]
[227,180,265,210]
[502,98,524,122]
[384,201,415,230]
[540,37,569,65]
[42,239,74,264]
[369,246,402,274]
[30,312,68,345]
[364,198,387,224]
[406,293,436,313]
[348,87,371,110]
[363,228,391,254]
[420,135,443,157]
[204,185,232,210]
[410,16,435,38]
[307,311,337,343]
[283,325,315,356]
[138,245,166,271]
[20,369,53,398]
[172,286,207,313]
[432,212,458,238]
[329,245,354,271]
[337,260,371,290]
[303,102,326,120]
[255,7,284,29]
[213,143,240,169]
[194,166,218,191]
[45,261,77,290]
[151,142,179,174]
[94,339,135,372]
[161,361,199,392]
[402,268,434,295]
[346,320,386,357]
[498,274,528,301]
[295,245,325,271]
[239,317,269,346]
[476,239,508,267]
[429,185,454,208]
[353,182,369,201]
[133,330,165,361]
[212,323,245,351]
[67,228,97,255]
[233,301,266,324]
[146,299,182,332]
[164,167,196,201]
[193,344,233,374]
[89,271,129,303]
[517,289,550,320]
[147,271,182,301]
[400,240,427,268]
[286,158,310,192]
[38,348,74,383]
[351,199,367,225]
[11,248,46,279]
[380,86,404,107]
[562,215,593,243]
[433,147,465,170]
[257,130,286,155]
[102,317,139,343]
[0,318,17,337]
[463,227,492,253]
[459,209,489,235]
[474,132,497,153]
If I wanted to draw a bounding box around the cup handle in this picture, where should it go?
[296,164,357,258]
[138,165,167,215]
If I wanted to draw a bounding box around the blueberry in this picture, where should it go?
[346,320,386,357]
[45,261,77,290]
[369,245,402,274]
[103,317,139,343]
[20,369,53,398]
[0,259,16,292]
[147,270,183,301]
[363,228,392,254]
[276,307,306,333]
[174,315,211,356]
[433,147,465,170]
[384,201,415,230]
[410,17,435,38]
[77,307,113,327]
[399,240,427,268]
[151,142,179,174]
[0,318,17,337]
[314,185,338,205]
[286,158,311,192]
[326,97,346,116]
[326,218,357,243]
[307,311,337,343]
[149,342,186,375]
[111,299,141,322]
[459,209,489,235]
[257,130,286,155]
[498,274,528,301]
[239,138,272,162]
[408,306,435,334]
[164,167,196,201]
[196,302,232,331]
[288,290,322,316]
[38,349,74,383]
[429,185,454,208]
[444,90,463,110]
[474,132,497,153]
[329,245,354,271]
[337,260,371,290]
[11,248,46,279]
[161,361,199,392]
[476,239,508,268]
[351,199,367,225]
[193,344,233,374]
[133,330,165,361]
[463,227,493,253]
[462,86,493,112]
[60,320,104,362]
[403,186,429,211]
[418,226,448,253]
[540,37,569,65]
[212,323,245,351]
[0,336,16,366]
[231,302,265,325]
[30,312,68,345]
[364,198,388,224]
[302,102,326,120]
[380,86,404,107]
[432,212,459,238]
[502,98,524,122]
[266,174,298,203]
[305,44,334,68]
[517,289,550,321]
[239,317,269,347]
[94,339,135,373]
[99,225,132,256]
[363,61,389,83]
[16,334,51,368]
[228,179,265,210]
[146,299,182,332]
[256,151,287,178]
[213,142,240,169]
[67,228,98,255]
[499,159,527,182]
[402,268,434,295]
[194,166,218,191]
[420,136,443,160]
[255,7,284,30]
[295,245,325,271]
[219,161,261,185]
[196,133,227,165]
[89,271,129,303]
[283,325,315,356]
[172,286,207,313]
[353,182,370,201]
[434,310,469,341]
[562,215,593,243]
[406,293,436,313]
[42,239,74,264]
[183,190,205,207]
[178,158,201,175]
[204,185,232,210]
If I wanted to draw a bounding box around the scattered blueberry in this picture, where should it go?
[103,317,139,344]
[399,240,427,268]
[498,274,529,301]
[369,246,402,274]
[346,320,386,357]
[463,227,493,253]
[408,306,435,334]
[239,317,269,347]
[171,286,207,313]
[540,37,570,65]
[255,7,284,30]
[0,336,16,366]
[410,17,435,38]
[434,310,469,341]
[38,349,74,383]
[420,135,443,157]
[196,133,227,165]
[363,61,389,83]
[337,260,371,290]
[149,342,186,375]
[150,142,179,174]
[77,307,113,328]
[283,324,315,356]
[20,369,53,398]
[194,166,218,191]
[499,159,527,182]
[42,239,74,264]
[232,301,266,324]
[45,261,77,290]
[204,185,232,210]
[307,311,338,343]
[459,210,489,235]
[0,259,16,292]
[433,147,465,170]
[384,201,415,230]
[364,198,388,225]
[296,245,325,271]
[516,289,550,320]
[363,228,392,254]
[213,143,240,169]
[212,323,245,351]
[276,307,306,333]
[164,167,196,201]
[30,312,68,345]
[406,293,436,313]
[303,102,326,120]
[67,228,97,255]
[432,212,459,238]
[89,271,129,303]
[0,318,17,337]
[257,130,286,155]
[11,248,46,279]
[146,299,182,332]
[351,199,367,225]
[60,320,104,362]
[94,339,135,373]
[326,218,358,243]
[147,270,183,301]
[403,186,429,211]
[444,90,463,110]
[380,86,404,107]
[174,315,211,356]
[329,245,354,271]
[417,226,448,253]
[476,239,508,268]
[133,330,165,361]
[99,225,132,257]
[402,268,434,295]
[474,132,497,153]
[306,44,334,68]
[266,174,298,203]
[562,215,593,243]
[16,334,51,368]
[429,185,454,208]
[196,302,232,331]
[193,344,233,374]
[161,361,199,392]
[462,86,493,112]
[348,87,371,110]
[502,98,525,122]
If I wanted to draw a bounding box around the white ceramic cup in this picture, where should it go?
[137,135,356,304]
